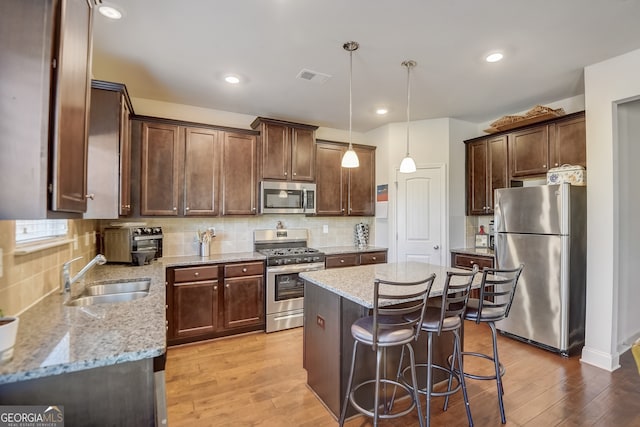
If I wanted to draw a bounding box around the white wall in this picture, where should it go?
[615,99,640,349]
[582,47,640,371]
[368,117,477,262]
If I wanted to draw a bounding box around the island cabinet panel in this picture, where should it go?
[167,261,264,346]
[315,141,376,216]
[251,117,317,182]
[222,132,258,215]
[140,122,182,216]
[451,252,495,299]
[359,251,387,265]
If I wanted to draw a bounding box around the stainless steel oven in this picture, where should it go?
[265,262,324,332]
[254,228,325,332]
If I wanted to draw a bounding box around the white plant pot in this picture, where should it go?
[0,316,19,363]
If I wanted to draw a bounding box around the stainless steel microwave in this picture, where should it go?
[260,181,316,214]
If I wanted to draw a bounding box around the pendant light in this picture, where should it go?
[341,41,360,168]
[399,60,417,174]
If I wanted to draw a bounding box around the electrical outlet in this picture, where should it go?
[84,232,90,246]
[323,224,329,234]
[73,234,78,250]
[316,315,325,329]
[92,231,96,244]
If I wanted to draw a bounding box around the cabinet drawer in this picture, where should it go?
[453,254,494,270]
[359,251,387,265]
[174,265,219,282]
[224,261,264,278]
[325,254,358,268]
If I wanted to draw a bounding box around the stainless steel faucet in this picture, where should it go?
[61,254,107,301]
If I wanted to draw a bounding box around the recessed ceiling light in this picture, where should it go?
[98,5,123,20]
[224,75,240,84]
[376,108,388,115]
[486,52,504,63]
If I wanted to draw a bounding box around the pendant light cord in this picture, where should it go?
[349,47,353,149]
[405,61,412,156]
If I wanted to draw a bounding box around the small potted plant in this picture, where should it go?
[0,309,19,363]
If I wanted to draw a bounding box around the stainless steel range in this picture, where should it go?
[254,228,325,333]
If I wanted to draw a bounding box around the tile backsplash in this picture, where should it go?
[101,215,376,257]
[0,219,98,316]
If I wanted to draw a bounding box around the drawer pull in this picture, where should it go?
[225,284,229,288]
[470,261,474,265]
[194,272,199,277]
[242,268,247,273]
[340,259,345,263]
[214,285,217,290]
[371,257,376,260]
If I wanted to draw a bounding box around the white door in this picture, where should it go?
[396,166,444,264]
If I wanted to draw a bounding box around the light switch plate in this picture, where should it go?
[323,225,329,234]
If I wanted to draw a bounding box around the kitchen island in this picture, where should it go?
[300,262,481,419]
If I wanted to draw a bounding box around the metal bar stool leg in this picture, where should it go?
[489,322,506,424]
[406,342,425,427]
[374,347,383,425]
[425,331,433,427]
[453,329,473,426]
[339,341,359,427]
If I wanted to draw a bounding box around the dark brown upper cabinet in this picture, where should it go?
[251,117,318,182]
[184,128,222,216]
[0,0,93,218]
[466,135,508,215]
[84,81,134,219]
[221,132,258,215]
[315,141,376,216]
[549,113,586,169]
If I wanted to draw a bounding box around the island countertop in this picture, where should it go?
[0,262,166,385]
[300,262,483,308]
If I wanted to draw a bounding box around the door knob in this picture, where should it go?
[433,245,439,250]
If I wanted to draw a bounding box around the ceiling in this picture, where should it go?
[92,0,640,132]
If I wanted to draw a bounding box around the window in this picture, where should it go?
[15,220,68,244]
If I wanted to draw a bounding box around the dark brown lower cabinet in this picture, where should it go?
[167,261,265,346]
[451,251,495,299]
[324,250,387,269]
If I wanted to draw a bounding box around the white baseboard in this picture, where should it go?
[580,345,621,372]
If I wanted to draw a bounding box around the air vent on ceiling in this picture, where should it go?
[296,69,332,84]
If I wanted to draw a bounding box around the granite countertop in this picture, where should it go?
[450,247,495,257]
[319,246,388,255]
[0,262,166,385]
[301,262,487,308]
[160,251,265,267]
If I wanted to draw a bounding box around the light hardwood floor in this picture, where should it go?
[166,322,640,426]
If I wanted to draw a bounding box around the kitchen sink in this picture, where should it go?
[83,278,151,296]
[66,291,150,307]
[65,278,152,306]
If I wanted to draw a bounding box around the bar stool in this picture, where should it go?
[450,264,524,424]
[338,273,436,427]
[397,266,478,427]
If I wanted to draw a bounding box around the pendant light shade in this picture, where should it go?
[399,60,417,174]
[341,41,360,168]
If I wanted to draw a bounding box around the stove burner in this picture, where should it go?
[257,247,324,266]
[259,247,320,257]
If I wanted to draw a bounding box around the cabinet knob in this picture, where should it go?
[186,207,190,211]
[542,164,547,168]
[470,261,474,265]
[340,259,345,263]
[214,285,217,290]
[242,268,247,272]
[85,193,95,200]
[554,163,559,167]
[165,305,168,309]
[372,257,376,260]
[194,272,199,277]
[173,207,177,211]
[293,172,296,176]
[126,204,131,209]
[284,172,288,176]
[341,208,345,212]
[225,284,230,288]
[252,207,256,212]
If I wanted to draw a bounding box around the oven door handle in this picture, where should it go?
[266,262,325,274]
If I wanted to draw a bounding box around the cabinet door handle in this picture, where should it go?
[284,171,288,176]
[340,259,345,263]
[470,261,474,265]
[185,207,190,211]
[194,272,199,277]
[242,268,247,272]
[173,207,177,211]
[371,257,376,260]
[293,172,296,176]
[214,285,217,290]
[85,193,95,200]
[225,284,230,288]
[554,163,559,167]
[542,164,547,168]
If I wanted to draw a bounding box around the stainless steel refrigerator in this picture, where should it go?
[494,183,586,355]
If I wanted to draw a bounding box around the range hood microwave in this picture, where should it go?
[259,181,316,214]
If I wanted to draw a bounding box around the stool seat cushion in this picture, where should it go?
[351,315,415,345]
[465,298,505,322]
[416,307,461,332]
